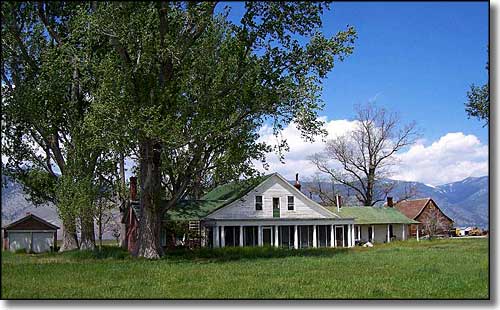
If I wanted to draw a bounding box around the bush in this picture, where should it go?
[14,248,29,254]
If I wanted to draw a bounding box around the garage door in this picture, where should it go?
[32,232,54,253]
[9,232,31,252]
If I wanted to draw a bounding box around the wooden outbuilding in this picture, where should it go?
[395,198,453,237]
[2,213,59,253]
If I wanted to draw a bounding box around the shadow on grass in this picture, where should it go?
[162,246,350,263]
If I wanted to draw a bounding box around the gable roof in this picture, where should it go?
[2,213,59,230]
[394,198,430,219]
[164,174,274,221]
[329,206,419,225]
[395,198,453,222]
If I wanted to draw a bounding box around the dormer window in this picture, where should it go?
[255,195,263,210]
[288,196,294,210]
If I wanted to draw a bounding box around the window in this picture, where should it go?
[287,196,294,210]
[255,196,263,210]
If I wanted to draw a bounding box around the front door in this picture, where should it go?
[335,226,344,247]
[273,197,280,218]
[263,227,272,246]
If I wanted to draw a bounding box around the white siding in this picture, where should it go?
[208,175,334,220]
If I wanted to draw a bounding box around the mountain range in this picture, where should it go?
[1,175,489,239]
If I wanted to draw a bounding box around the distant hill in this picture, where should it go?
[296,176,489,229]
[1,174,489,234]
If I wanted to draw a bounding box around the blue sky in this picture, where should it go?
[223,1,489,143]
[221,2,489,185]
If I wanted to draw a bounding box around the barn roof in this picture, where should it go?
[330,206,419,225]
[2,213,59,230]
[395,198,453,222]
[394,198,431,219]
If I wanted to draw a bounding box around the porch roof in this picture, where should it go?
[329,206,419,225]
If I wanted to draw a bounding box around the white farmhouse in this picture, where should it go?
[151,172,418,250]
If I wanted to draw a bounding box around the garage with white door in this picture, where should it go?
[2,213,59,253]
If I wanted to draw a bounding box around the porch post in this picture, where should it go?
[416,225,420,241]
[294,225,298,249]
[258,225,263,246]
[330,225,334,248]
[402,224,406,241]
[213,225,219,248]
[333,226,337,247]
[357,225,361,240]
[274,225,279,247]
[347,225,351,247]
[220,225,225,248]
[239,225,244,247]
[312,225,317,248]
[386,224,390,243]
[352,224,356,247]
[371,225,375,243]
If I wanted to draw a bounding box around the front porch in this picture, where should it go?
[202,219,356,249]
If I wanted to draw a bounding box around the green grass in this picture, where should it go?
[1,238,489,299]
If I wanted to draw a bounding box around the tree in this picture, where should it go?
[310,103,419,206]
[465,56,489,127]
[1,2,116,251]
[80,2,356,258]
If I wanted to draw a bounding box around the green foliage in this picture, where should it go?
[1,239,488,298]
[465,83,489,126]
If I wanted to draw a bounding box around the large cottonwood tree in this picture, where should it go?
[81,2,356,258]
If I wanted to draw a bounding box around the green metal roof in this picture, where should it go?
[330,206,420,225]
[164,174,273,221]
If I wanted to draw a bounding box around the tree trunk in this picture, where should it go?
[59,217,79,252]
[80,210,96,250]
[119,153,128,249]
[135,138,164,259]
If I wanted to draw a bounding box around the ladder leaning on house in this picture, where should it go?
[187,220,201,248]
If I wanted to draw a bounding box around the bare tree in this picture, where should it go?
[420,207,452,239]
[310,103,419,206]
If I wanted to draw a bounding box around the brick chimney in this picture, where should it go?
[130,177,137,201]
[387,196,393,207]
[294,173,301,191]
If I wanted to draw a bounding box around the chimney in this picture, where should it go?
[294,173,301,191]
[130,177,137,202]
[336,195,342,212]
[387,196,393,207]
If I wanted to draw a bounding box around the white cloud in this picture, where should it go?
[392,132,488,185]
[255,118,488,186]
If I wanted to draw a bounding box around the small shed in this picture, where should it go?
[2,213,59,253]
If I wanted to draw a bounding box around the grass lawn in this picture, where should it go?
[1,238,489,299]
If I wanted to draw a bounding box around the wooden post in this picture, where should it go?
[352,224,356,247]
[294,225,298,249]
[416,225,420,241]
[347,225,351,247]
[330,225,334,248]
[312,225,317,248]
[402,224,406,241]
[258,226,263,246]
[213,225,219,248]
[220,225,225,248]
[387,224,390,243]
[274,225,279,247]
[239,225,244,247]
[371,225,375,243]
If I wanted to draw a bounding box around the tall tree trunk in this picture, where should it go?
[135,138,163,259]
[80,209,96,250]
[119,153,128,249]
[59,216,79,252]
